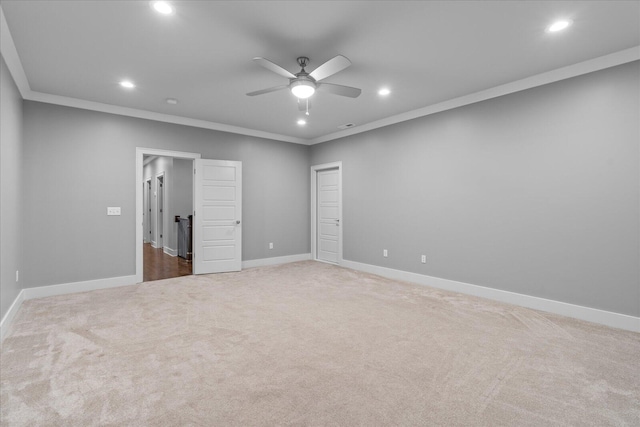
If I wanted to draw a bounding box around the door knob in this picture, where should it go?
[236,220,241,225]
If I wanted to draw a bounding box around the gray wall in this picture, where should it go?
[22,102,310,288]
[1,55,24,319]
[311,61,640,317]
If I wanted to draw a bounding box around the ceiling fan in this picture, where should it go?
[247,55,361,112]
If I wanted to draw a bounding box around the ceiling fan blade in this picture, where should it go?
[253,57,296,79]
[317,83,361,98]
[309,55,352,81]
[246,85,289,97]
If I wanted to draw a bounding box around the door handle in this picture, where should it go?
[236,220,241,225]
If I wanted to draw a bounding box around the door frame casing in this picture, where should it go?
[311,161,343,264]
[136,148,201,284]
[155,172,165,250]
[143,178,152,243]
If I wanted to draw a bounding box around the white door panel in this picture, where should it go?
[203,205,236,220]
[203,225,236,241]
[203,186,236,201]
[194,159,242,274]
[317,168,340,264]
[319,222,338,237]
[204,165,236,181]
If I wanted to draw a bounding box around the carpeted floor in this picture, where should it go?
[1,261,639,426]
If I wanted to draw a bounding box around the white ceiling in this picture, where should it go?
[1,1,639,144]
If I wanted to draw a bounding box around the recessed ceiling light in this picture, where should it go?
[166,98,178,105]
[151,1,174,15]
[297,119,307,126]
[119,80,135,89]
[547,20,572,33]
[378,88,391,96]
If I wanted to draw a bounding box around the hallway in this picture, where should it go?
[143,243,192,282]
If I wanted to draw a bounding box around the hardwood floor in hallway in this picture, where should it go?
[143,243,192,282]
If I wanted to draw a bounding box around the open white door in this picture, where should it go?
[193,159,242,274]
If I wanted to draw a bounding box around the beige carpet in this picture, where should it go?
[1,261,639,426]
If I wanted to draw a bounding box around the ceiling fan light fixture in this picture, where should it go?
[290,80,316,99]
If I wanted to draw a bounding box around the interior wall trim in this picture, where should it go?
[3,257,637,345]
[0,289,25,343]
[0,7,30,97]
[22,275,139,301]
[0,254,313,342]
[25,91,309,145]
[2,6,636,146]
[242,253,311,269]
[310,46,640,144]
[163,247,178,257]
[1,275,138,343]
[341,260,640,333]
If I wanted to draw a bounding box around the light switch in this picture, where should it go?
[107,207,121,216]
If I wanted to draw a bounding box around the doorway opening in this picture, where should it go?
[311,161,343,264]
[136,148,201,283]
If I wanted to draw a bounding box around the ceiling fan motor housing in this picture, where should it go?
[290,59,317,99]
[297,56,310,70]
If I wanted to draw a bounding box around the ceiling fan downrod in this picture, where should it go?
[297,57,310,72]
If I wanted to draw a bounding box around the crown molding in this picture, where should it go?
[2,3,637,147]
[1,4,307,146]
[0,6,30,97]
[23,91,310,145]
[309,46,640,145]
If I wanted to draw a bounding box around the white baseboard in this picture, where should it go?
[23,275,139,300]
[341,260,640,333]
[163,247,177,257]
[242,253,311,269]
[1,256,312,341]
[1,289,25,344]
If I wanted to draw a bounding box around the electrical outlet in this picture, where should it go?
[269,242,273,249]
[107,207,121,216]
[16,270,19,282]
[421,255,426,264]
[383,249,388,257]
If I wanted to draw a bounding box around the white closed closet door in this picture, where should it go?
[317,168,340,264]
